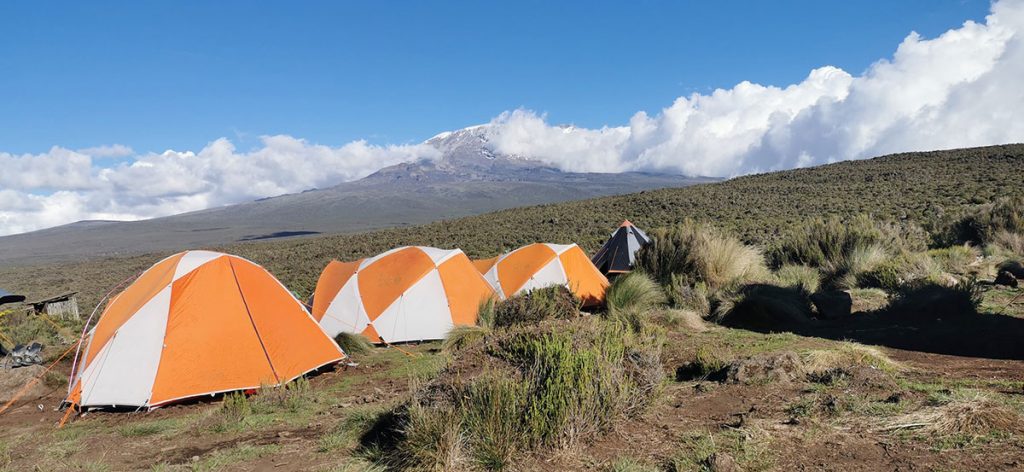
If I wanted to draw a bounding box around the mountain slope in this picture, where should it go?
[2,143,1020,315]
[0,126,712,265]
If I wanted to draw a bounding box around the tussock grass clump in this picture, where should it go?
[650,309,708,332]
[397,401,465,470]
[859,251,944,292]
[444,299,497,353]
[635,220,767,292]
[604,272,667,332]
[928,393,1021,436]
[606,272,667,318]
[771,215,900,290]
[374,319,663,470]
[492,286,580,328]
[335,332,373,355]
[773,264,821,294]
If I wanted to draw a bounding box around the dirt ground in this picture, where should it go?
[1,288,1023,471]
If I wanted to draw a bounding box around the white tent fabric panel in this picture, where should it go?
[78,286,172,408]
[320,276,370,338]
[514,257,567,296]
[173,251,224,280]
[371,269,452,343]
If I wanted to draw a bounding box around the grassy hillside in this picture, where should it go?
[1,144,1021,315]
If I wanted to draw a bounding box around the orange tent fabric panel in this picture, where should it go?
[357,247,435,320]
[558,246,610,306]
[149,257,277,405]
[231,258,342,381]
[437,256,491,326]
[497,244,557,297]
[83,253,184,365]
[471,256,499,274]
[312,260,361,321]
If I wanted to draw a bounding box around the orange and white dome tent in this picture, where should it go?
[68,251,345,410]
[311,246,495,344]
[475,243,610,307]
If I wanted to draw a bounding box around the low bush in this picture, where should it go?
[932,196,1024,248]
[492,286,580,328]
[667,277,711,316]
[770,215,899,290]
[605,272,667,332]
[928,245,981,275]
[885,278,982,320]
[635,220,767,292]
[376,319,663,470]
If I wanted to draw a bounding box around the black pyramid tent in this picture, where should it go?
[591,220,651,275]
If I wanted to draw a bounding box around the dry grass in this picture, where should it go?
[802,342,901,374]
[885,392,1021,438]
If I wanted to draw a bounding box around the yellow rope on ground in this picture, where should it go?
[38,313,66,334]
[0,340,80,417]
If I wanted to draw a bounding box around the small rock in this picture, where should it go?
[995,270,1019,287]
[191,456,200,463]
[707,452,742,472]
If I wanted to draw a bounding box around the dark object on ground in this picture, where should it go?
[999,260,1024,279]
[0,288,25,306]
[996,270,1019,287]
[810,290,853,319]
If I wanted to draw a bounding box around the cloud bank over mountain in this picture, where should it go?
[2,0,1023,235]
[486,0,1024,176]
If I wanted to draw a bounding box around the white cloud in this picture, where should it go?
[76,144,134,158]
[486,0,1024,177]
[2,1,1023,236]
[0,137,440,235]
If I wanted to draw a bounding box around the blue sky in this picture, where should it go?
[0,0,991,155]
[4,0,1023,235]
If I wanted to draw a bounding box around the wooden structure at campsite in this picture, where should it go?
[25,292,80,321]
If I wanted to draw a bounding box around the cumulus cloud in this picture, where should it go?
[486,0,1024,176]
[0,137,439,235]
[2,0,1023,236]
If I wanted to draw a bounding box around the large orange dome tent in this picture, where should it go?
[67,250,345,410]
[311,246,495,344]
[475,243,609,306]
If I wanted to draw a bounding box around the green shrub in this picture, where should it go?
[667,276,711,316]
[492,286,580,328]
[859,251,943,292]
[442,325,490,353]
[335,332,373,355]
[635,220,767,292]
[928,245,981,275]
[932,196,1024,248]
[381,320,663,469]
[770,215,897,290]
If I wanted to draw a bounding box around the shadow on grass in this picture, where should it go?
[720,283,1024,361]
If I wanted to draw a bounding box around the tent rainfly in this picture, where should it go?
[312,246,495,344]
[591,220,652,275]
[474,243,609,307]
[68,250,344,410]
